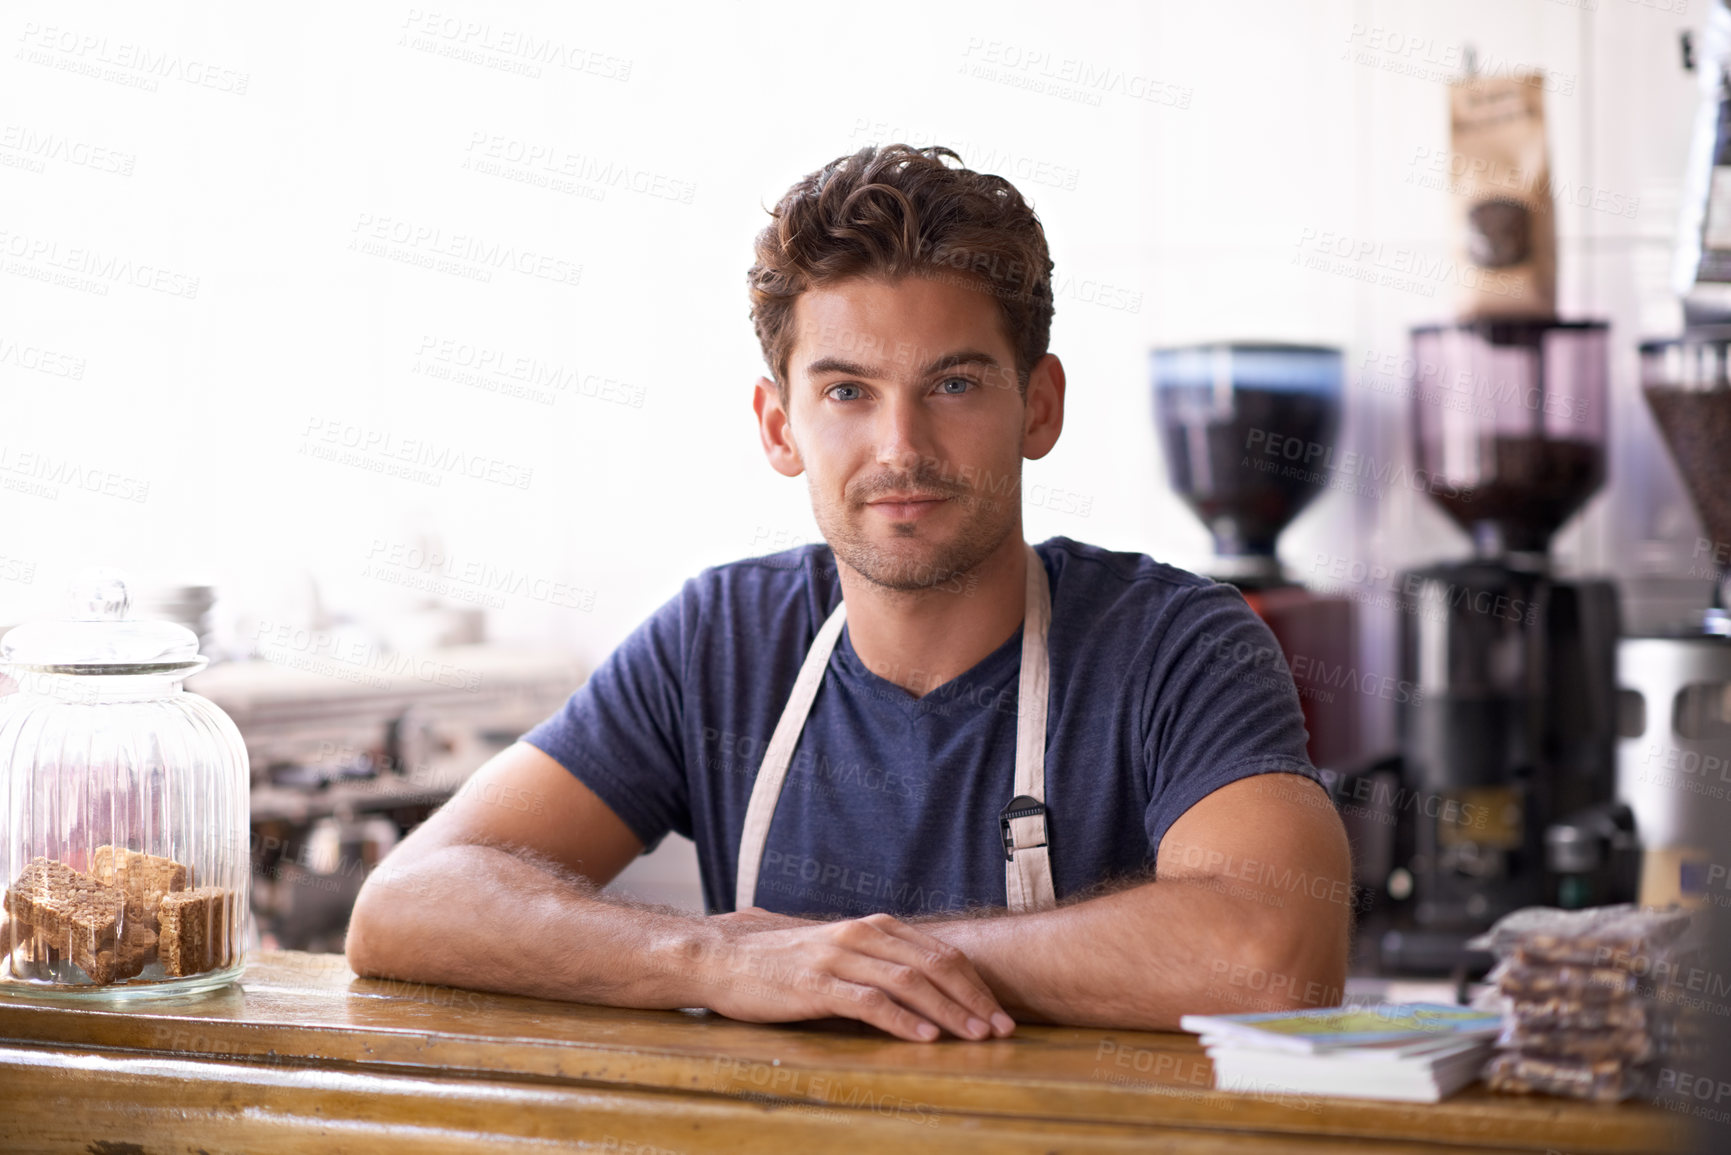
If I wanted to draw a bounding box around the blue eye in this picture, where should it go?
[824,378,976,402]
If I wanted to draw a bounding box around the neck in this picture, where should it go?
[837,532,1029,699]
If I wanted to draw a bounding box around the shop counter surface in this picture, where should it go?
[0,950,1687,1153]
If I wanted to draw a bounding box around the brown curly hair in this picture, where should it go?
[747,143,1054,413]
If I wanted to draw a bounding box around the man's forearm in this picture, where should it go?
[911,877,1347,1032]
[346,843,711,1008]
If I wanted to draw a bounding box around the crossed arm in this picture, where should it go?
[348,743,1353,1038]
[901,772,1355,1030]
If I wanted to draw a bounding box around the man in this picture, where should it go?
[347,144,1352,1043]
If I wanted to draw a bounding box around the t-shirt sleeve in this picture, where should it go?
[1141,581,1323,861]
[518,579,694,855]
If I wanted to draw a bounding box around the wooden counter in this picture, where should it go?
[0,950,1687,1153]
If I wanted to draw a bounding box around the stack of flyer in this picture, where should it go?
[1179,1003,1505,1103]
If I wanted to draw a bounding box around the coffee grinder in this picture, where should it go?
[1615,332,1731,910]
[1382,319,1625,974]
[1149,342,1360,771]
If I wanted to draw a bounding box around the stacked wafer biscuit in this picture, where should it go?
[1467,904,1701,1102]
[2,848,236,984]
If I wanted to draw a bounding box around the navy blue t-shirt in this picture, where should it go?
[521,535,1320,918]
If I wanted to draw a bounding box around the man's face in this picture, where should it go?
[760,272,1038,592]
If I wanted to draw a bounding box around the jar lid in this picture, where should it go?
[0,568,205,675]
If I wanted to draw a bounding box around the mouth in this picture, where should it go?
[867,495,949,519]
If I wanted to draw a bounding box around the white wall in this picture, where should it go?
[2,0,1710,690]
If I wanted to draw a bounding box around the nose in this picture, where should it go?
[874,391,937,475]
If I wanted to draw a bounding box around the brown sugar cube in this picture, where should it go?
[158,886,234,977]
[92,846,192,926]
[82,919,159,985]
[3,857,124,963]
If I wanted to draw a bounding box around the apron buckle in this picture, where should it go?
[999,793,1049,862]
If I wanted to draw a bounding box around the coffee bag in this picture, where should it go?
[1449,71,1557,319]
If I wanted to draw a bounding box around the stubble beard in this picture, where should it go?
[814,482,1019,593]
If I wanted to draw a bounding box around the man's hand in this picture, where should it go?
[689,911,1016,1043]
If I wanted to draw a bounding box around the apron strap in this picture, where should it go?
[734,598,848,911]
[1005,541,1055,913]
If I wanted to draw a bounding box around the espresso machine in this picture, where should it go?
[1149,342,1361,771]
[1616,333,1731,910]
[1380,319,1629,975]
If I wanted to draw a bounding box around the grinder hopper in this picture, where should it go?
[1149,343,1344,587]
[1640,332,1731,620]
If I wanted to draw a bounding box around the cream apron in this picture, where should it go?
[734,541,1055,914]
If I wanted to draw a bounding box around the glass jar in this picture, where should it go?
[0,571,249,999]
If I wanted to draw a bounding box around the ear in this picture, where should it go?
[1021,353,1065,462]
[754,376,804,478]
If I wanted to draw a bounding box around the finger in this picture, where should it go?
[868,919,1008,1010]
[832,950,995,1040]
[853,916,1014,1036]
[814,973,943,1042]
[826,923,1003,1041]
